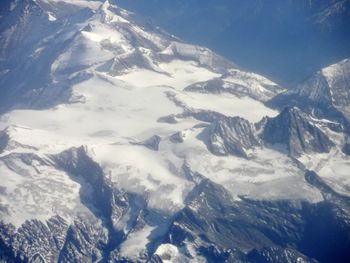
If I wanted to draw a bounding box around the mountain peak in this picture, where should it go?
[296,58,350,109]
[207,116,260,158]
[269,58,350,129]
[262,107,334,157]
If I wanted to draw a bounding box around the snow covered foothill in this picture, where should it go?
[0,149,96,227]
[169,90,278,123]
[160,127,324,203]
[297,127,350,198]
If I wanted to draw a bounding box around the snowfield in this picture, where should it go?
[0,0,349,261]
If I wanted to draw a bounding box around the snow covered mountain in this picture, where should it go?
[117,0,350,86]
[0,1,350,262]
[270,58,350,130]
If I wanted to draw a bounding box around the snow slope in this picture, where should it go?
[0,0,349,262]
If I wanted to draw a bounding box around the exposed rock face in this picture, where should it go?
[139,135,162,151]
[262,107,334,157]
[185,69,283,102]
[343,144,350,155]
[0,216,68,262]
[52,146,134,234]
[0,215,108,263]
[343,137,350,155]
[0,134,347,262]
[321,58,350,108]
[287,59,350,112]
[0,130,10,153]
[159,41,235,72]
[269,59,350,129]
[295,72,333,107]
[185,78,225,94]
[207,116,260,158]
[164,176,350,263]
[170,131,187,143]
[0,146,150,262]
[0,127,39,154]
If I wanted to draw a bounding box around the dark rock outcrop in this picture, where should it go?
[185,72,282,102]
[207,116,260,158]
[262,107,334,157]
[134,135,162,151]
[342,140,350,155]
[143,135,162,151]
[164,176,350,263]
[269,59,350,131]
[0,129,10,153]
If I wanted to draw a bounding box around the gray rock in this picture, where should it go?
[185,75,282,102]
[342,137,350,155]
[269,58,350,130]
[139,135,162,151]
[164,175,350,263]
[185,78,226,94]
[170,131,186,143]
[207,116,260,158]
[262,107,334,157]
[0,129,9,153]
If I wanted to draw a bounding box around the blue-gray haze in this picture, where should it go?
[118,0,350,86]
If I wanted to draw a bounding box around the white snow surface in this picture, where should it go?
[297,125,350,197]
[0,0,339,259]
[119,225,156,260]
[172,91,278,122]
[299,148,350,197]
[154,243,205,263]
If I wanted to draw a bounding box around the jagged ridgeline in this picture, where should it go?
[0,0,350,262]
